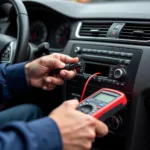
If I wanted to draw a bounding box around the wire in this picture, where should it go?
[80,72,101,102]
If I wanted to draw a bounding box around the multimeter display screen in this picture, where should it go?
[94,93,116,103]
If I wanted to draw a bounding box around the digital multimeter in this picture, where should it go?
[77,88,127,121]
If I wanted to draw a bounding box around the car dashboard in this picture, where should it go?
[1,0,150,150]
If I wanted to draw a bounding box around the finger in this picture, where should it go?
[52,53,79,64]
[62,100,79,109]
[95,120,108,137]
[40,57,65,70]
[43,84,56,91]
[60,70,76,79]
[45,76,64,86]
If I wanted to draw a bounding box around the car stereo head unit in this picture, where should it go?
[69,44,142,92]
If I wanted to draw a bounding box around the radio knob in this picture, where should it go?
[114,68,126,80]
[74,47,81,53]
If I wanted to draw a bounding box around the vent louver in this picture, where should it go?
[119,23,150,41]
[79,22,112,37]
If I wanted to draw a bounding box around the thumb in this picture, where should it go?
[62,100,79,109]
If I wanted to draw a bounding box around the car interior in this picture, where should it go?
[0,0,150,150]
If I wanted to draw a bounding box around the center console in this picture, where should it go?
[65,44,142,140]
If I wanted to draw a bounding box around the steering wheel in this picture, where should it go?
[0,0,29,64]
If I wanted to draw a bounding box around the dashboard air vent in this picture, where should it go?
[79,22,112,37]
[119,23,150,41]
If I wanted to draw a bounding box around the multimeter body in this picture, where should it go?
[77,88,127,121]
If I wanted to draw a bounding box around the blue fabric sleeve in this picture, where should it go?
[0,117,62,150]
[0,62,31,101]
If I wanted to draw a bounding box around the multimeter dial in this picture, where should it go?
[77,102,97,115]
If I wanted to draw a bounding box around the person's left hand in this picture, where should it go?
[25,53,78,91]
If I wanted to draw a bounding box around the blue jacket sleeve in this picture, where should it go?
[0,62,31,101]
[0,117,62,150]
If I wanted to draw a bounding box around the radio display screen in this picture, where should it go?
[84,63,110,77]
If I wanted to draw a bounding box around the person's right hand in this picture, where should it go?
[49,100,108,150]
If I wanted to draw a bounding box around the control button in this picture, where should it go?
[112,80,117,84]
[107,115,122,130]
[5,54,9,58]
[99,50,103,53]
[109,51,114,55]
[116,82,120,86]
[127,53,133,58]
[86,100,90,103]
[108,79,113,83]
[86,49,91,52]
[115,52,120,56]
[82,48,86,52]
[108,51,113,55]
[120,82,125,86]
[97,106,101,109]
[99,103,105,107]
[97,50,101,53]
[101,50,107,54]
[109,73,113,78]
[124,60,131,65]
[120,52,127,57]
[92,49,97,53]
[75,47,81,53]
[103,78,108,83]
[114,68,126,80]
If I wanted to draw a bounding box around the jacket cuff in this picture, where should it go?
[4,62,31,94]
[27,117,62,150]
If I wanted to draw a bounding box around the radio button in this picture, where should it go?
[97,50,101,53]
[116,82,120,85]
[127,53,133,57]
[86,49,92,52]
[115,52,120,56]
[124,60,131,65]
[108,51,113,55]
[120,83,125,86]
[99,103,105,107]
[120,52,127,57]
[113,80,117,84]
[82,48,87,52]
[103,78,108,83]
[102,50,108,54]
[92,49,97,53]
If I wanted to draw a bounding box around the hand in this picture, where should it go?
[25,53,78,90]
[49,100,108,150]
